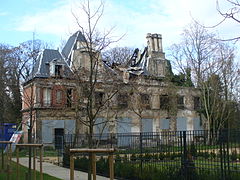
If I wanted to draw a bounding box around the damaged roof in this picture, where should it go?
[124,47,149,76]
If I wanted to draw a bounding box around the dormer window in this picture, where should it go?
[55,65,63,77]
[50,60,64,77]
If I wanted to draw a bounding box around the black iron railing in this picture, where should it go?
[57,130,240,180]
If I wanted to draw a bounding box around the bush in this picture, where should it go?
[210,152,216,159]
[143,153,152,162]
[115,154,121,163]
[190,143,197,157]
[44,146,55,151]
[231,150,238,161]
[203,152,210,159]
[158,153,165,160]
[75,156,89,171]
[130,154,137,161]
[96,156,108,175]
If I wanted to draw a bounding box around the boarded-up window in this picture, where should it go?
[117,118,132,147]
[95,92,104,106]
[43,88,51,107]
[95,118,109,134]
[193,117,203,130]
[160,95,169,110]
[160,118,170,129]
[177,117,187,131]
[194,97,200,110]
[141,94,150,109]
[177,96,184,109]
[142,118,153,132]
[117,94,128,108]
[56,90,62,104]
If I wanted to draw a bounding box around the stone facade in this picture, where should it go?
[21,32,203,145]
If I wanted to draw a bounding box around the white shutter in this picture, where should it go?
[49,62,55,76]
[43,88,51,106]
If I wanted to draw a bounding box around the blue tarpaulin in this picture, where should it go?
[0,123,17,148]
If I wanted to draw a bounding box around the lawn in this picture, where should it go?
[0,161,61,180]
[10,147,60,157]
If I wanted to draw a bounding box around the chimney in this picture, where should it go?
[146,33,163,53]
[146,33,154,51]
[157,34,163,52]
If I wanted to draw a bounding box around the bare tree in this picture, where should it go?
[193,0,240,41]
[216,0,240,41]
[169,22,239,141]
[102,47,134,66]
[70,1,124,179]
[18,39,49,179]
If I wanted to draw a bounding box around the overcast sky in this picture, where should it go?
[0,0,239,56]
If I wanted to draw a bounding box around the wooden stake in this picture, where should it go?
[70,153,74,180]
[92,153,96,180]
[33,148,36,180]
[40,146,43,180]
[16,147,19,180]
[109,154,114,180]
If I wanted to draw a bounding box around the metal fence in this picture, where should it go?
[58,130,240,180]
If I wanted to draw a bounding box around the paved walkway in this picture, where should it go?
[12,157,113,180]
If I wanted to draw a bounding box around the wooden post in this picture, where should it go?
[9,143,12,162]
[69,148,116,180]
[6,144,8,169]
[33,148,36,180]
[16,147,19,180]
[70,153,74,180]
[1,144,3,171]
[15,144,43,180]
[9,143,12,179]
[6,144,10,180]
[109,153,114,180]
[92,153,96,180]
[40,146,43,180]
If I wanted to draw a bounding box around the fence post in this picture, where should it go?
[226,129,230,179]
[140,132,143,175]
[181,131,187,178]
[219,130,225,180]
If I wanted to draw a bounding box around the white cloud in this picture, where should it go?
[0,11,8,16]
[14,0,240,51]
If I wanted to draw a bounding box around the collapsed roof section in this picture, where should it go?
[25,32,170,84]
[112,33,169,78]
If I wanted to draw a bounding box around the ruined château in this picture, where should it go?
[22,32,203,145]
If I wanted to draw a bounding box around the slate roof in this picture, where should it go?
[61,31,86,64]
[25,49,73,83]
[24,31,87,84]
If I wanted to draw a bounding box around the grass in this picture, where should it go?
[0,161,61,180]
[11,148,59,157]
